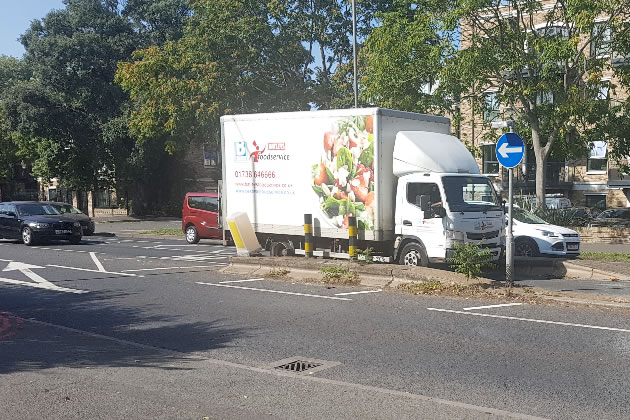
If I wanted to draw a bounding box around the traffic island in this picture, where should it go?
[221,256,630,309]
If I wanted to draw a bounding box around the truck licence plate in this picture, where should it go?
[567,243,579,250]
[55,229,72,234]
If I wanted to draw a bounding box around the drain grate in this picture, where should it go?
[275,360,323,373]
[268,356,340,375]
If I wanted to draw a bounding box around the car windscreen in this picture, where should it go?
[54,204,83,215]
[16,203,62,216]
[513,208,548,224]
[442,176,501,212]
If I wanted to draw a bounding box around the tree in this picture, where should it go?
[3,0,138,198]
[447,0,630,208]
[116,0,312,153]
[360,0,457,113]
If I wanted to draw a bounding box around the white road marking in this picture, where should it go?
[196,282,352,301]
[219,278,264,284]
[1,261,87,294]
[46,264,137,277]
[335,289,383,296]
[427,308,630,333]
[462,303,524,311]
[122,265,219,272]
[90,252,106,272]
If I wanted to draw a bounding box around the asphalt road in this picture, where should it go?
[1,236,630,419]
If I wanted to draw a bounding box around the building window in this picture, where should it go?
[585,194,607,209]
[483,91,500,121]
[591,22,611,57]
[537,91,554,105]
[203,144,218,168]
[587,141,607,173]
[481,143,499,175]
[597,80,610,100]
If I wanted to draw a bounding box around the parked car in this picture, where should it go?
[0,201,82,245]
[588,208,630,228]
[511,207,580,258]
[182,192,221,244]
[46,202,95,235]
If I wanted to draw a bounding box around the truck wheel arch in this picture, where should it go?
[395,236,428,263]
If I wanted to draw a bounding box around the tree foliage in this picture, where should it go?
[443,0,630,207]
[116,0,312,153]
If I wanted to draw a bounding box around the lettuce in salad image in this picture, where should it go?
[312,115,375,230]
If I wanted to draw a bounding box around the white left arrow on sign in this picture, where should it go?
[498,142,524,159]
[1,261,87,294]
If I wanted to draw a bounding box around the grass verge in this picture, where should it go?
[398,280,539,301]
[267,268,290,279]
[579,252,630,263]
[139,229,182,236]
[320,266,360,285]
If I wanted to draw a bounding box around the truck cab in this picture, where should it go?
[395,173,504,265]
[392,131,503,266]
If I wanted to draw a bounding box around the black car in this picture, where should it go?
[588,208,630,227]
[0,201,82,245]
[45,201,95,235]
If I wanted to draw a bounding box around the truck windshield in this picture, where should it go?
[442,176,500,212]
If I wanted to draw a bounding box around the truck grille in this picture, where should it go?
[467,230,499,240]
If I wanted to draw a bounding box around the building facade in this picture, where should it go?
[459,0,630,209]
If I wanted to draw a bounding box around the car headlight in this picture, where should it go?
[29,222,50,229]
[537,229,558,238]
[73,222,81,227]
[445,230,465,241]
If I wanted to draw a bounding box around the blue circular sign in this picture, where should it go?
[495,133,525,168]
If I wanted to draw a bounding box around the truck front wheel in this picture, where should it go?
[399,243,429,267]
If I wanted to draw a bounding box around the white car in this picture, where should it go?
[510,208,580,258]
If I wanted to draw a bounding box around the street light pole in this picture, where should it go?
[351,0,358,108]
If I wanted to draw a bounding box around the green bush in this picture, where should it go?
[447,243,496,280]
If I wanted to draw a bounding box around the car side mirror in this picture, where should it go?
[418,195,431,211]
[6,211,16,217]
[433,205,446,218]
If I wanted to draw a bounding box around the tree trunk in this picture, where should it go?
[535,152,547,210]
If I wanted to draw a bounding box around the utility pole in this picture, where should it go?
[351,0,358,108]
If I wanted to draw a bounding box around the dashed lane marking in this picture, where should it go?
[219,278,265,284]
[46,264,137,277]
[462,303,524,311]
[427,308,630,333]
[196,282,352,301]
[335,289,383,296]
[90,252,106,272]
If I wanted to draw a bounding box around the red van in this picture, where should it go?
[182,192,222,244]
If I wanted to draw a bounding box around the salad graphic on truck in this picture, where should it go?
[311,115,375,230]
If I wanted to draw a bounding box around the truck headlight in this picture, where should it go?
[537,229,558,238]
[29,222,50,229]
[445,230,465,241]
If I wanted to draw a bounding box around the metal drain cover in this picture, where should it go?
[268,357,340,375]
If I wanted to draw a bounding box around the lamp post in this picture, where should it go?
[351,0,358,108]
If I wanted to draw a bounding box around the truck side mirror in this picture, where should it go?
[501,200,507,214]
[418,195,431,211]
[433,206,446,218]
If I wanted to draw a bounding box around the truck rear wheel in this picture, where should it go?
[399,243,428,267]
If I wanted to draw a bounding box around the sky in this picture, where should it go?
[0,0,66,58]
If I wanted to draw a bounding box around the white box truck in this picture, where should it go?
[221,108,504,265]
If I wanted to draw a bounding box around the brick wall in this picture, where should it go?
[574,227,630,244]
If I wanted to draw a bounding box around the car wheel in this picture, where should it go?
[399,243,429,267]
[515,238,539,257]
[22,227,36,246]
[185,224,200,244]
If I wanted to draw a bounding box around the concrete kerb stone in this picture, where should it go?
[562,261,628,281]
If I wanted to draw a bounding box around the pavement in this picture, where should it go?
[2,236,630,419]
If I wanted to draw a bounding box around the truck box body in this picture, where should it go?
[221,108,450,241]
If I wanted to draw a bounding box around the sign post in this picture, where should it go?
[494,124,524,287]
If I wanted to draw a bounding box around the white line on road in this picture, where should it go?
[90,252,106,272]
[47,264,136,277]
[219,278,265,284]
[122,265,219,272]
[335,289,383,296]
[427,308,630,333]
[196,282,352,301]
[0,276,87,294]
[462,303,524,311]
